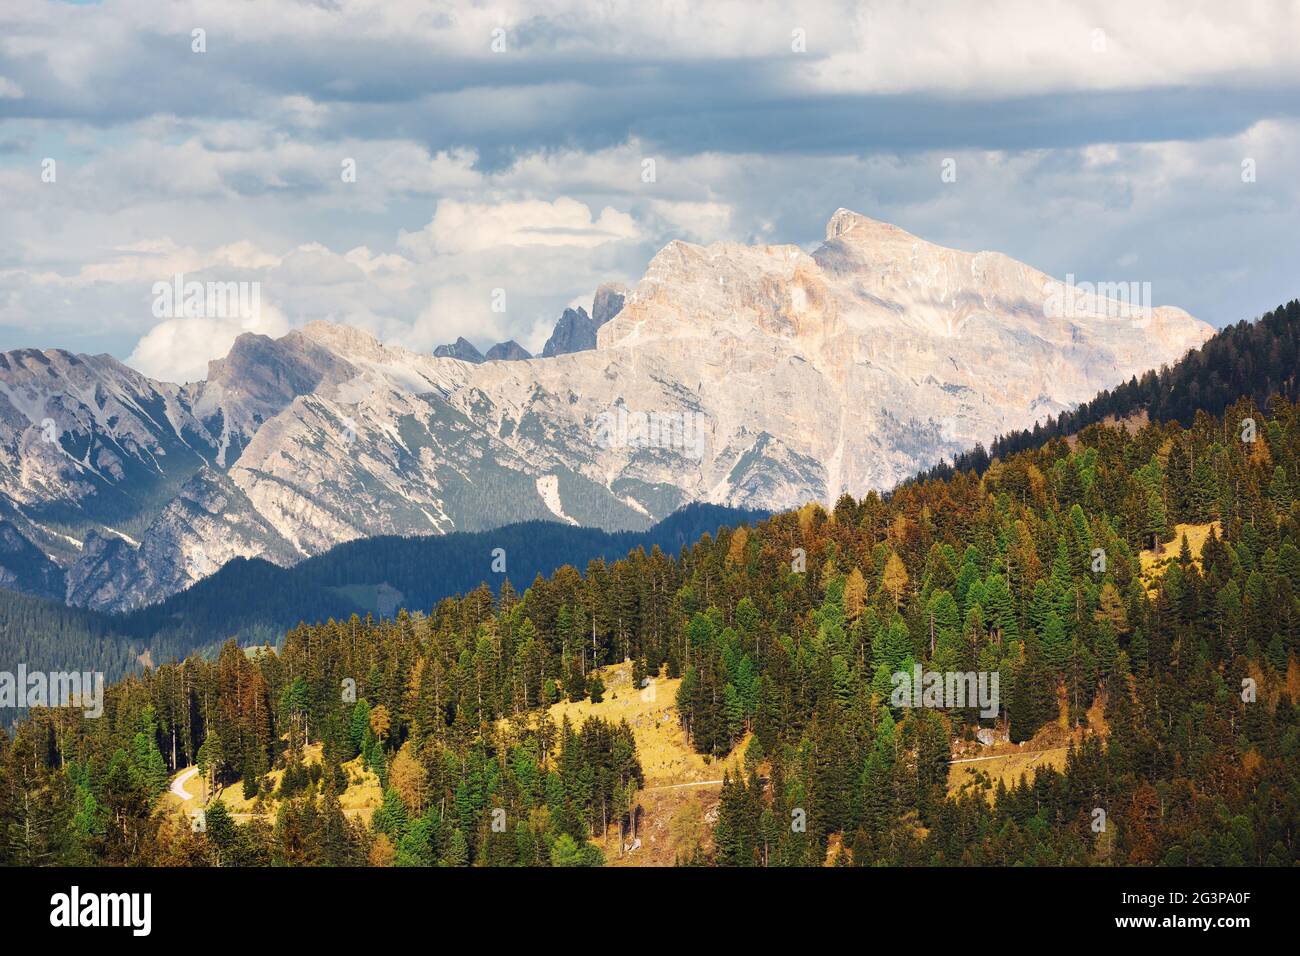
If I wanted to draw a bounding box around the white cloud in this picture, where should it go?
[127,305,290,384]
[74,238,206,284]
[402,197,639,256]
[804,0,1300,96]
[0,77,23,99]
[646,200,734,243]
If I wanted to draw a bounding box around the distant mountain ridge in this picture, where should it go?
[0,210,1212,611]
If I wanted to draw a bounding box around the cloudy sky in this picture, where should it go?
[1,0,1298,383]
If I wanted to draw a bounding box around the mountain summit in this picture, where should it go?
[0,210,1212,610]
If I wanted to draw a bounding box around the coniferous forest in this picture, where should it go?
[3,391,1298,868]
[0,502,764,699]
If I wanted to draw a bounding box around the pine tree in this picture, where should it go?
[1144,489,1169,550]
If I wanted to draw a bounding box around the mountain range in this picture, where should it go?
[0,209,1212,612]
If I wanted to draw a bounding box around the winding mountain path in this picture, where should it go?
[170,765,199,802]
[948,747,1067,765]
[644,779,724,792]
[642,748,1070,792]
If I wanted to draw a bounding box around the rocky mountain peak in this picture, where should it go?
[543,284,629,358]
[297,320,386,358]
[484,340,532,362]
[822,207,921,244]
[196,328,357,466]
[591,283,627,326]
[541,307,596,358]
[433,337,486,363]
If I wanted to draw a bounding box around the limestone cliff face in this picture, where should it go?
[0,210,1213,611]
[572,207,1212,505]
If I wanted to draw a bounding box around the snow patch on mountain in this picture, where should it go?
[536,474,578,525]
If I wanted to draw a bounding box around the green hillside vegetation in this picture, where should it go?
[3,396,1299,866]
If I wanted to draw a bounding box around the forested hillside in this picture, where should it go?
[0,503,764,698]
[917,299,1300,483]
[3,396,1298,866]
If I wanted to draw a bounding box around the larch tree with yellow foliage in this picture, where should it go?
[882,552,909,609]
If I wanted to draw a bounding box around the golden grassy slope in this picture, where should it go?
[162,741,382,825]
[1140,521,1220,593]
[539,661,746,787]
[526,661,749,866]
